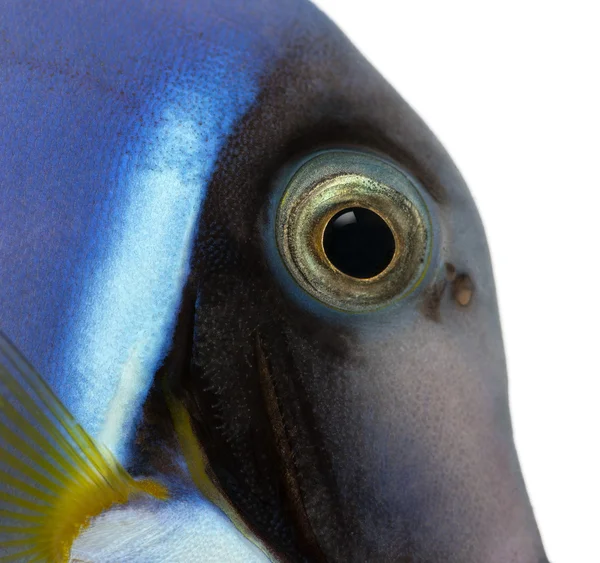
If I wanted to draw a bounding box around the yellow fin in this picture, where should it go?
[0,332,168,563]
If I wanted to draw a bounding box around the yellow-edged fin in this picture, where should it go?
[0,332,168,563]
[165,392,273,561]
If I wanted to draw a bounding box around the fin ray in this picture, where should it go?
[0,525,42,536]
[0,510,45,525]
[0,423,71,487]
[0,469,56,505]
[0,448,63,494]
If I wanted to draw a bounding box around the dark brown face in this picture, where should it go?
[166,4,548,563]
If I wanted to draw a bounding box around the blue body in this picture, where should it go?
[0,0,296,462]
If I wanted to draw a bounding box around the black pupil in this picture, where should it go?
[323,207,395,279]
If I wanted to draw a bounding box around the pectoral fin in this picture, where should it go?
[0,332,167,563]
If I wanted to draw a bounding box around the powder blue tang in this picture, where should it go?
[0,1,549,562]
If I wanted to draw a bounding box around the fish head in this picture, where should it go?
[173,4,548,563]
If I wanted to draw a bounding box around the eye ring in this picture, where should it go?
[275,150,434,312]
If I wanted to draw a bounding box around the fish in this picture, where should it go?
[0,0,549,562]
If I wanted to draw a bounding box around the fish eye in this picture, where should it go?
[275,149,434,312]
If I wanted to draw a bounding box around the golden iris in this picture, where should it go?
[276,150,433,312]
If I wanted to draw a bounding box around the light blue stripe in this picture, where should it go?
[66,53,258,463]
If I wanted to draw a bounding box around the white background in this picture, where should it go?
[312,1,599,561]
